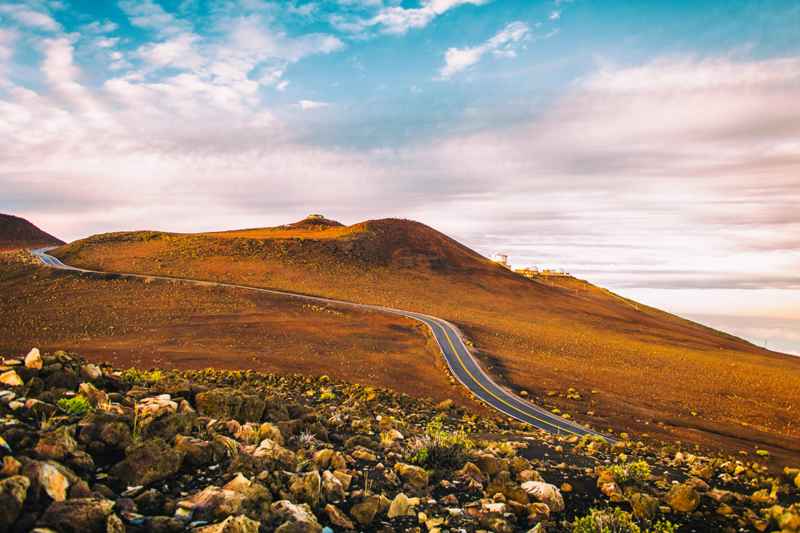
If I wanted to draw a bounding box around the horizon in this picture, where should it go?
[1,0,799,354]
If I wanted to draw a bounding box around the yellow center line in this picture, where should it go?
[431,319,583,437]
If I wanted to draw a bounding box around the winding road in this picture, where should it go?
[31,247,609,440]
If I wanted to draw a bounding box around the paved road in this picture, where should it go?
[31,247,609,440]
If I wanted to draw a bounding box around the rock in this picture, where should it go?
[26,460,72,502]
[137,395,193,441]
[38,497,115,533]
[521,481,564,513]
[435,399,454,411]
[25,348,43,370]
[251,438,296,469]
[388,492,415,518]
[271,500,322,533]
[312,449,334,468]
[176,435,216,467]
[665,483,700,513]
[352,448,377,462]
[0,475,30,528]
[179,486,246,522]
[135,488,166,515]
[35,425,78,461]
[289,470,321,506]
[1,456,21,476]
[321,470,345,502]
[474,453,501,476]
[0,370,23,386]
[629,492,658,521]
[80,364,102,381]
[394,463,428,491]
[350,495,381,526]
[194,515,261,533]
[195,388,265,423]
[112,438,184,486]
[77,411,132,451]
[78,382,109,407]
[456,462,485,484]
[324,504,354,530]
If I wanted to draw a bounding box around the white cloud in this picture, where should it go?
[298,99,329,110]
[138,32,204,70]
[119,0,190,36]
[81,20,118,34]
[0,4,60,31]
[439,21,528,78]
[334,0,489,36]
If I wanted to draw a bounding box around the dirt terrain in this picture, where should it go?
[0,213,64,250]
[49,216,800,466]
[0,252,461,406]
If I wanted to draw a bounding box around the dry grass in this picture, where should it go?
[50,217,800,464]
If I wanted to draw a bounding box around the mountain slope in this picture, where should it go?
[0,213,64,250]
[52,216,800,462]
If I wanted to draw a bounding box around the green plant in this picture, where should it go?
[572,507,641,533]
[121,368,163,385]
[407,415,474,470]
[572,508,677,533]
[57,396,92,417]
[608,460,652,484]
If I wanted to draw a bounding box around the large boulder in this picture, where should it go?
[35,425,78,461]
[195,388,265,422]
[25,348,43,370]
[394,463,428,491]
[178,486,246,522]
[665,483,700,513]
[289,470,321,507]
[77,411,132,452]
[175,435,217,468]
[350,495,382,526]
[0,475,30,529]
[271,500,322,533]
[111,438,184,486]
[521,481,565,513]
[38,497,116,533]
[137,395,194,441]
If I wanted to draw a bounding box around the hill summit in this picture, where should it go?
[0,213,64,251]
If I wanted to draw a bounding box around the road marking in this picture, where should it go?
[431,320,585,437]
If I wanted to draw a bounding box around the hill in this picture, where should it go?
[51,216,800,463]
[0,213,64,251]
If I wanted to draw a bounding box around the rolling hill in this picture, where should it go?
[50,216,800,462]
[0,213,64,250]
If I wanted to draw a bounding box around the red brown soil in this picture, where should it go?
[0,255,467,407]
[35,217,800,465]
[0,213,64,250]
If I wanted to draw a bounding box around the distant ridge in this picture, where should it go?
[0,213,64,250]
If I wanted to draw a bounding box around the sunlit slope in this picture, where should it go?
[54,216,800,460]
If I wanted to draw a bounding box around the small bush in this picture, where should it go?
[57,396,92,417]
[572,508,641,533]
[407,415,473,470]
[608,460,651,484]
[121,368,163,385]
[572,508,677,533]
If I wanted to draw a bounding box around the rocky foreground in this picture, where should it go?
[0,350,797,532]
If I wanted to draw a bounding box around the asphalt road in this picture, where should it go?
[31,247,609,440]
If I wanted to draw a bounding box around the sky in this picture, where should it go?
[1,0,799,354]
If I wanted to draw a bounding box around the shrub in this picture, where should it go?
[608,460,652,484]
[572,508,641,533]
[572,508,677,533]
[407,415,473,470]
[57,395,92,417]
[121,368,163,385]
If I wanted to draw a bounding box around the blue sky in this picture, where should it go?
[1,0,799,353]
